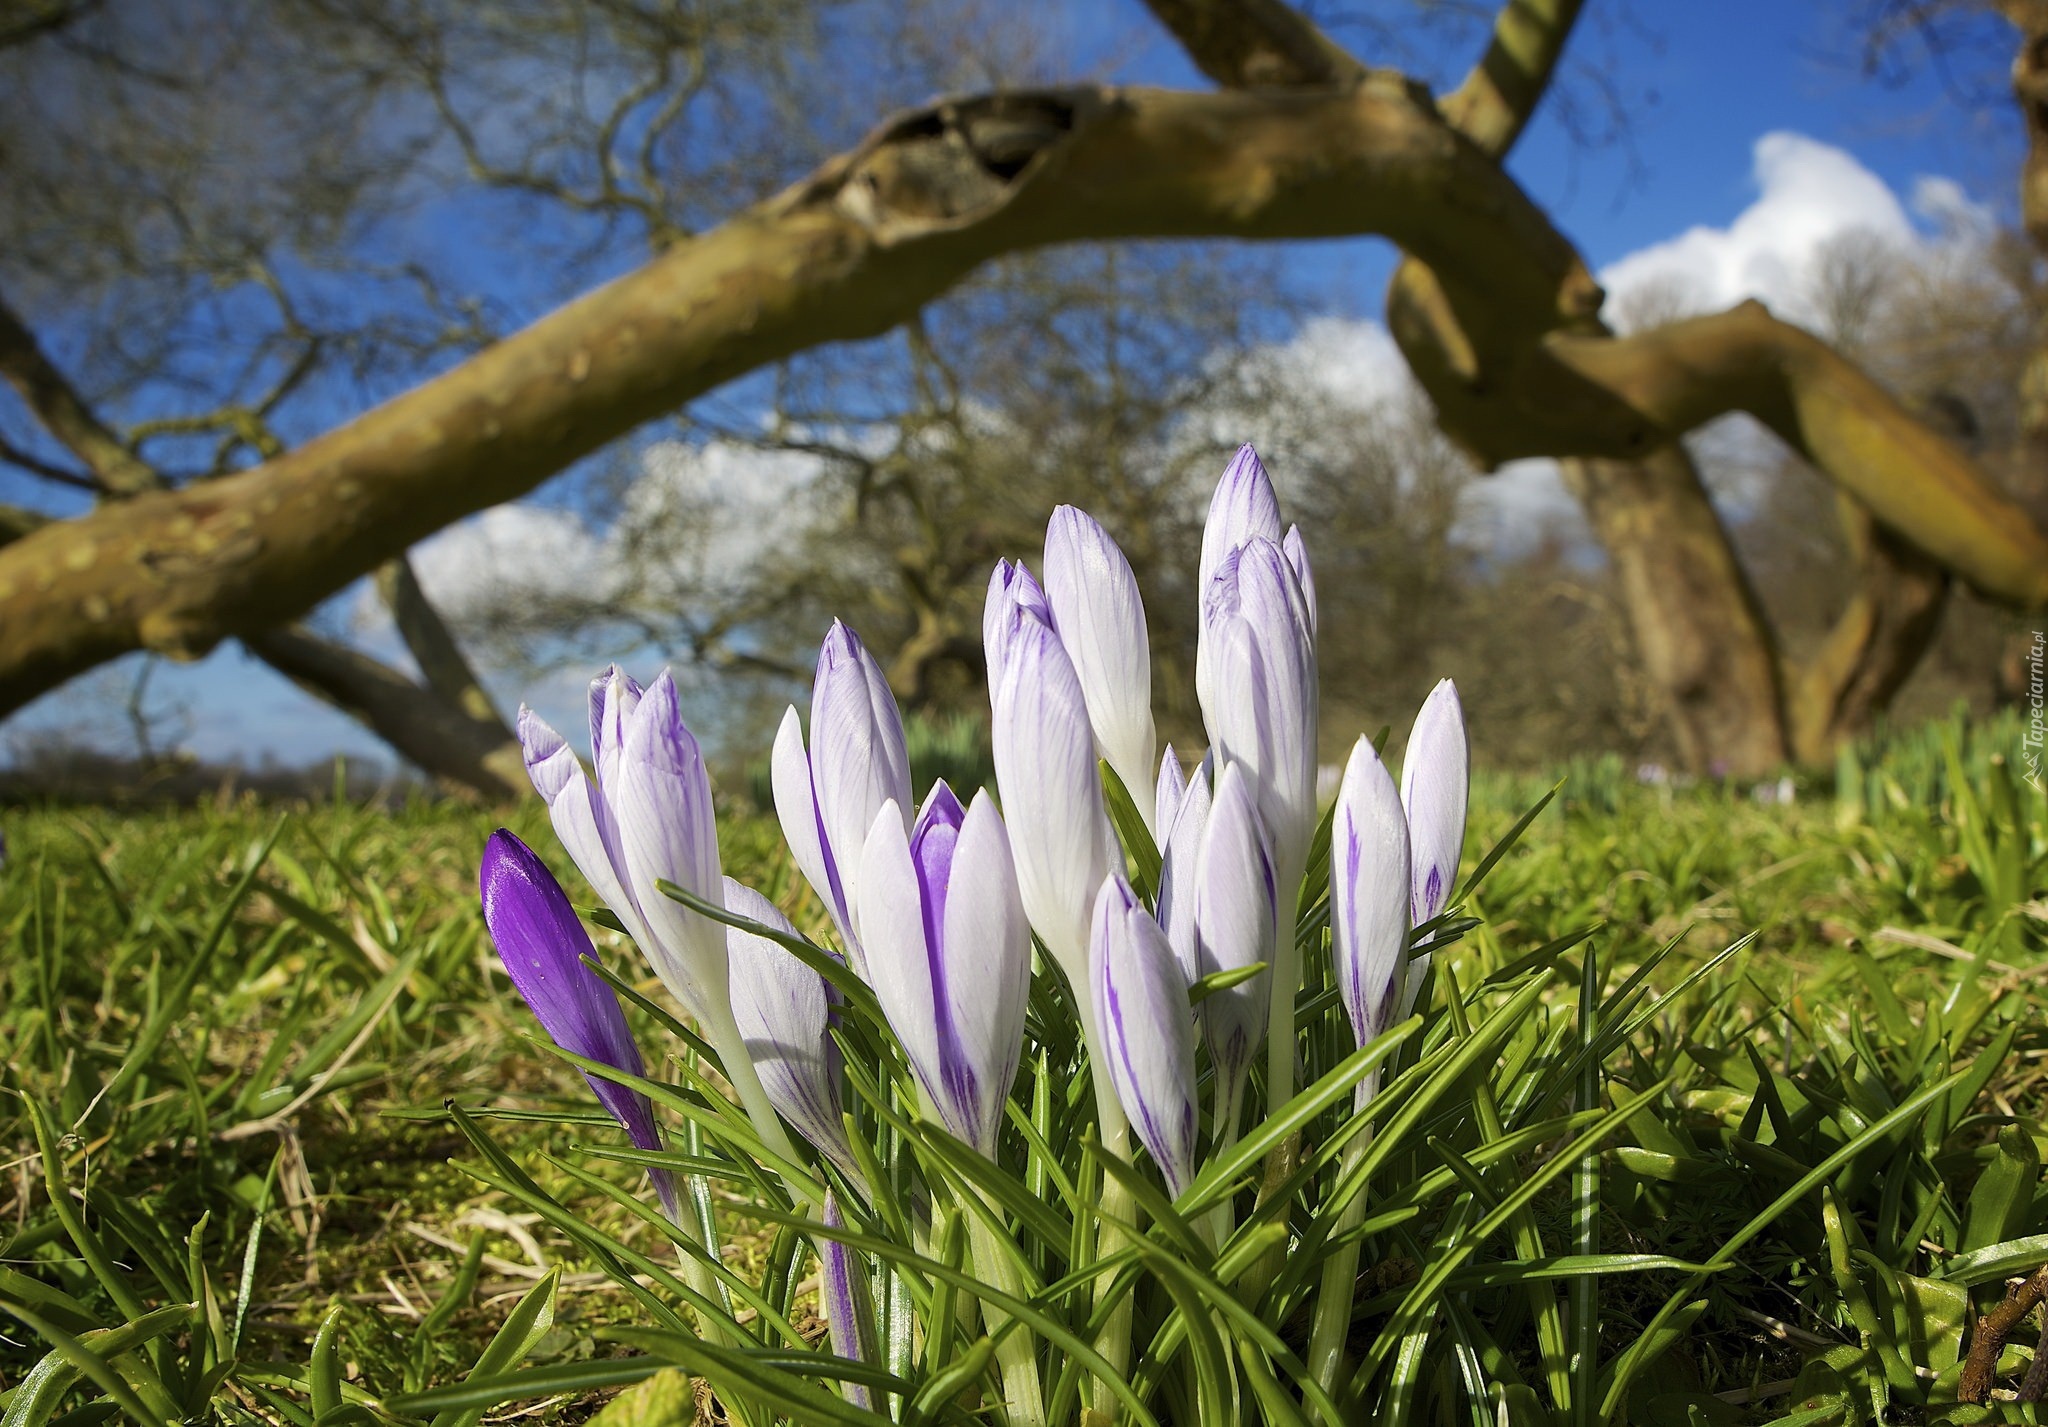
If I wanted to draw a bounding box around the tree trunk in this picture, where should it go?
[1787,496,1950,764]
[243,623,527,802]
[1559,446,1790,776]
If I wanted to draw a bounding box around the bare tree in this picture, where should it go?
[1,0,2044,778]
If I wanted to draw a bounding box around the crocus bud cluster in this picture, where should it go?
[480,441,1470,1237]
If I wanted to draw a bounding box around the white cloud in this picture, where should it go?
[402,503,610,623]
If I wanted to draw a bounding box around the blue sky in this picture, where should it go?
[2,0,2026,773]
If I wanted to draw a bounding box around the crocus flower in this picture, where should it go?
[1332,736,1412,1108]
[723,877,863,1189]
[771,622,913,978]
[480,829,676,1217]
[1152,744,1211,984]
[1191,762,1277,1118]
[519,668,730,1033]
[857,784,1031,1157]
[819,1191,879,1408]
[1197,444,1282,602]
[986,564,1119,985]
[1398,679,1468,1019]
[1199,536,1319,892]
[1044,505,1158,823]
[1091,876,1199,1197]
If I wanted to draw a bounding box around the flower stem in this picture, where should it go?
[966,1188,1048,1427]
[1305,1081,1379,1394]
[1088,1071,1138,1422]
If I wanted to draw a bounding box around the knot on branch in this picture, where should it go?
[829,91,1093,237]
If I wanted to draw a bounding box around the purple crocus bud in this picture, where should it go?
[1192,762,1276,1103]
[1091,876,1199,1197]
[609,672,731,1031]
[480,829,675,1216]
[857,785,1031,1158]
[1199,537,1319,893]
[1197,444,1283,603]
[771,622,913,976]
[987,601,1119,986]
[819,1191,878,1408]
[1044,506,1158,824]
[1332,737,1412,1073]
[723,878,863,1189]
[1399,680,1468,1019]
[1153,750,1212,986]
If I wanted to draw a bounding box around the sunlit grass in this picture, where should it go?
[1,708,2042,1424]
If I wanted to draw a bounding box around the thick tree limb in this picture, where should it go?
[0,291,156,495]
[1440,0,1585,158]
[242,624,527,802]
[0,503,52,547]
[1139,0,1366,88]
[374,555,511,728]
[1,71,2042,718]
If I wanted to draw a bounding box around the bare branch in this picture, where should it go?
[0,289,155,494]
[1440,0,1587,158]
[375,554,508,728]
[1139,0,1367,88]
[0,434,103,491]
[0,502,52,547]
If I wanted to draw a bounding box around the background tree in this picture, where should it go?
[1,0,2044,788]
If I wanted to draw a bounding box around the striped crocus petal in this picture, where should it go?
[1398,679,1467,1021]
[612,672,730,1030]
[819,1192,879,1408]
[1192,762,1276,1090]
[1153,754,1211,987]
[989,607,1118,985]
[1282,525,1317,638]
[1197,443,1283,602]
[770,704,855,954]
[722,877,863,1189]
[1201,538,1319,890]
[1402,678,1468,928]
[1091,876,1199,1198]
[589,665,643,799]
[517,705,651,952]
[858,787,1030,1157]
[480,829,676,1216]
[1044,505,1158,825]
[807,622,913,959]
[1155,744,1188,844]
[983,558,1054,687]
[1332,737,1412,1054]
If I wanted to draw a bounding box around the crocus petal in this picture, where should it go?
[1091,876,1199,1197]
[810,622,913,947]
[1154,744,1188,843]
[1282,525,1317,638]
[856,803,949,1129]
[935,791,1031,1155]
[590,665,643,801]
[1153,757,1212,986]
[479,829,663,1156]
[1201,538,1318,887]
[1401,678,1469,929]
[772,704,859,957]
[612,672,729,1028]
[984,559,1053,685]
[723,877,862,1186]
[820,1192,879,1408]
[1192,762,1276,1087]
[1332,737,1411,1050]
[1044,506,1157,823]
[1197,443,1283,602]
[519,705,652,950]
[990,612,1117,982]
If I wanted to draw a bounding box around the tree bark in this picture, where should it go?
[374,555,513,729]
[242,624,527,802]
[1,35,2044,732]
[1559,447,1790,773]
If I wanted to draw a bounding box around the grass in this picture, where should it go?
[0,707,2042,1425]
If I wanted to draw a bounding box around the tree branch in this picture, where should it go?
[1139,0,1366,88]
[374,555,509,728]
[241,624,526,802]
[1440,0,1587,158]
[0,291,157,495]
[0,503,52,548]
